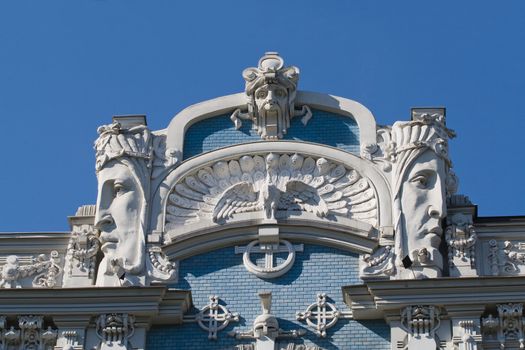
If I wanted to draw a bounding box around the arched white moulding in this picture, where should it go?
[164,91,378,160]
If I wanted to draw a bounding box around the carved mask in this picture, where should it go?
[94,160,145,286]
[253,314,279,340]
[254,84,289,139]
[400,149,446,273]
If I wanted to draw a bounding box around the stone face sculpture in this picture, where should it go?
[94,117,178,287]
[94,120,152,286]
[230,52,312,140]
[388,109,456,278]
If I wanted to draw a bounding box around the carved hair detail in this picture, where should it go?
[94,122,153,172]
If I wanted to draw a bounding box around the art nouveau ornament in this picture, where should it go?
[230,52,312,140]
[166,153,378,230]
[0,252,61,289]
[230,292,305,350]
[400,305,441,350]
[96,314,135,350]
[183,295,240,340]
[0,315,58,350]
[63,206,100,287]
[482,303,525,349]
[445,212,477,276]
[94,117,177,286]
[235,239,303,279]
[296,293,352,337]
[388,108,456,279]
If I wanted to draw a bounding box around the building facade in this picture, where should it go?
[1,52,524,350]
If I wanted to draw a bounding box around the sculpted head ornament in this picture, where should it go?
[93,120,154,286]
[231,52,312,140]
[389,110,456,278]
[94,122,153,172]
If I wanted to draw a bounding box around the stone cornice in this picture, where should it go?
[0,286,191,325]
[343,276,525,320]
[0,232,70,254]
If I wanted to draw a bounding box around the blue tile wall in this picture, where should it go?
[146,245,390,349]
[182,110,360,160]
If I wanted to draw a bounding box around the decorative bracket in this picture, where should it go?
[96,313,135,350]
[296,293,352,337]
[184,295,239,340]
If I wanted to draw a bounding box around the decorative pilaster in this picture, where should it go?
[63,205,99,287]
[445,212,477,277]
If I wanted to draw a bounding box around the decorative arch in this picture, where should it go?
[150,142,391,260]
[165,91,378,159]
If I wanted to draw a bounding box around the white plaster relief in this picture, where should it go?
[183,295,240,340]
[94,116,179,287]
[296,293,352,338]
[453,320,481,350]
[165,153,378,231]
[235,238,303,279]
[96,314,134,350]
[229,292,305,350]
[146,246,177,283]
[64,222,99,286]
[360,245,395,279]
[502,241,525,274]
[387,108,456,279]
[482,303,524,349]
[399,305,442,350]
[445,213,477,277]
[0,252,61,289]
[230,52,312,140]
[488,239,501,276]
[0,315,58,350]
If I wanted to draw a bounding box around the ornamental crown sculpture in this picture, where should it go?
[230,52,312,140]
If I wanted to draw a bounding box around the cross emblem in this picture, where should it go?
[296,293,352,337]
[235,240,303,279]
[184,296,239,340]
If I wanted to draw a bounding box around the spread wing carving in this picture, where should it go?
[165,153,378,231]
[281,181,329,217]
[212,182,260,222]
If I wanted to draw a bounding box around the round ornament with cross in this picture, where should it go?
[196,295,240,340]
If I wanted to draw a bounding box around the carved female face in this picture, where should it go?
[94,160,142,283]
[400,149,446,274]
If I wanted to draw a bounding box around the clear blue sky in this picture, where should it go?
[1,1,524,231]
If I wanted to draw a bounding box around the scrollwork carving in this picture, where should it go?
[360,245,395,278]
[0,251,61,289]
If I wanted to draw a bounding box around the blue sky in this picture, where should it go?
[1,1,524,231]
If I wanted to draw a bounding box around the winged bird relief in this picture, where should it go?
[165,153,378,230]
